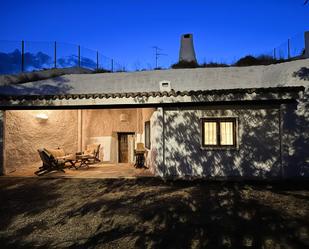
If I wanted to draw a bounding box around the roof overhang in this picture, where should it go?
[0,86,304,110]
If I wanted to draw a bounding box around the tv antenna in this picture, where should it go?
[152,46,167,69]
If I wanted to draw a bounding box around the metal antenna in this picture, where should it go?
[152,46,167,69]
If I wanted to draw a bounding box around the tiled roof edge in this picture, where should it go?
[0,86,305,101]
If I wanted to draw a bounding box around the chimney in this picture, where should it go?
[179,34,197,63]
[305,31,309,58]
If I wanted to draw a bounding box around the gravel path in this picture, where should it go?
[0,178,308,249]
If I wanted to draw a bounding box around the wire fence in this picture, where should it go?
[273,32,305,60]
[201,32,307,66]
[0,32,307,74]
[0,40,125,75]
[248,32,306,61]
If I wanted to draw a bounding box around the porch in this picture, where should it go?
[6,162,154,178]
[3,108,157,178]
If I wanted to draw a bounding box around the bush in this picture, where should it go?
[234,55,285,67]
[235,55,260,66]
[171,60,199,69]
[199,62,229,68]
[92,68,111,73]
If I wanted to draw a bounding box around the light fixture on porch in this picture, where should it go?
[36,113,48,121]
[120,113,128,122]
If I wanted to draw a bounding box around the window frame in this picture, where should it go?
[144,121,151,149]
[201,117,237,149]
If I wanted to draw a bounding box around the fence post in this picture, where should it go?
[54,41,57,68]
[273,48,276,60]
[305,31,309,58]
[96,51,99,70]
[111,59,114,72]
[287,39,291,59]
[21,40,24,72]
[78,45,81,67]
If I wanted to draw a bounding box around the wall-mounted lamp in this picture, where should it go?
[36,113,48,121]
[120,113,128,122]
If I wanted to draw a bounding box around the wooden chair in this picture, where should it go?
[77,144,101,165]
[35,148,65,176]
[46,148,76,169]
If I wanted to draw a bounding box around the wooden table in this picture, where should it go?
[76,154,90,169]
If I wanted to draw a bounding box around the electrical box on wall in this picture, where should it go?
[159,80,171,92]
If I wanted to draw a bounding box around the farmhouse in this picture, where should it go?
[0,59,308,179]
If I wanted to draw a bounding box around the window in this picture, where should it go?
[202,118,237,148]
[145,121,151,149]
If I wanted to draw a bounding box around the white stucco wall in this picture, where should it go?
[4,110,78,173]
[148,108,164,176]
[281,88,309,177]
[153,107,282,178]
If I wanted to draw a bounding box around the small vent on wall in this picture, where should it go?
[159,81,171,92]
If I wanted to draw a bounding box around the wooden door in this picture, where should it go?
[118,134,128,163]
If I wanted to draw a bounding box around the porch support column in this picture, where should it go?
[0,110,5,175]
[136,108,143,143]
[151,107,165,177]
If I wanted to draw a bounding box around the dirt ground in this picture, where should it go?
[0,178,308,249]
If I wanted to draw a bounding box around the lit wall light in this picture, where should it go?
[120,113,128,122]
[36,113,48,121]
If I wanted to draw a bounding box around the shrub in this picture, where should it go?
[234,55,260,67]
[199,62,229,68]
[234,55,285,67]
[171,60,199,69]
[92,68,111,73]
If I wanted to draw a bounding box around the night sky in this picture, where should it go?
[1,0,308,70]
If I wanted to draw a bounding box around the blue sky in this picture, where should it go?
[0,0,308,70]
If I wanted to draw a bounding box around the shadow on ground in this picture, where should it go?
[0,178,308,249]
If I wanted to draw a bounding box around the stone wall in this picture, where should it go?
[4,110,78,173]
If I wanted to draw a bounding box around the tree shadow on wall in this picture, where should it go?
[285,68,309,176]
[156,106,282,179]
[293,67,309,81]
[282,89,309,177]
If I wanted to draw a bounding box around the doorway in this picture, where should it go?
[118,132,135,163]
